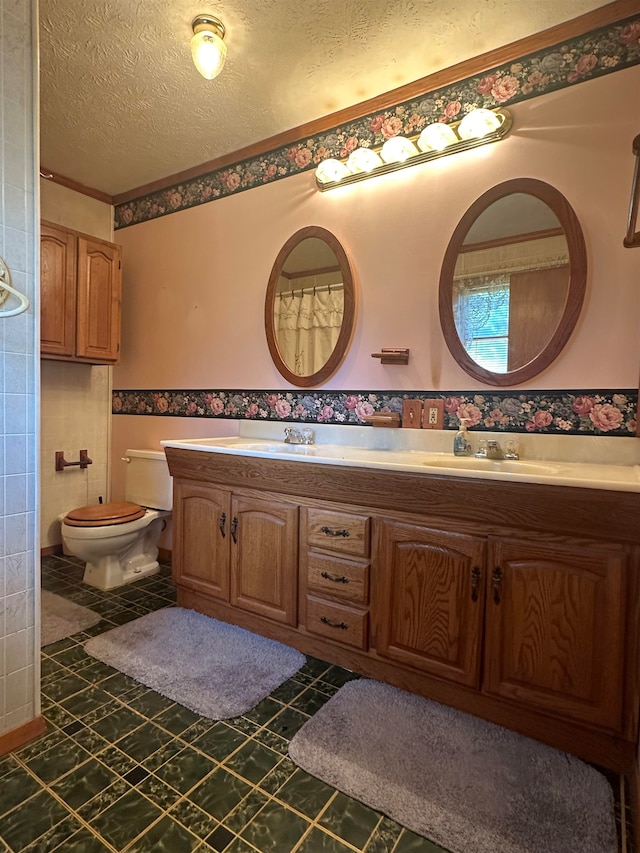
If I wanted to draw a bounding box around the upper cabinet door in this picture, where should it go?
[40,223,77,358]
[76,237,122,362]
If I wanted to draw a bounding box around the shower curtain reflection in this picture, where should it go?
[275,285,344,376]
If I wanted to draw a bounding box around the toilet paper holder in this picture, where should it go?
[55,450,93,471]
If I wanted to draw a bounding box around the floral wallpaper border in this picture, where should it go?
[112,388,638,436]
[114,14,640,230]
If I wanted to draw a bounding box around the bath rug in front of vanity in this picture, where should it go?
[84,607,305,719]
[288,678,616,853]
[41,590,102,646]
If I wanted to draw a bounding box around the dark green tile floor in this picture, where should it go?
[0,555,634,852]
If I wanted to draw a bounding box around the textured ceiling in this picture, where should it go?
[39,0,613,197]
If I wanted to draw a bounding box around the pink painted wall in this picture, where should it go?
[112,66,640,497]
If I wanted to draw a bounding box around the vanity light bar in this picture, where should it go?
[315,107,512,192]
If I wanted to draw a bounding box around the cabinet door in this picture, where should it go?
[76,237,121,362]
[40,224,77,357]
[375,519,485,687]
[484,537,625,730]
[231,496,298,625]
[173,481,231,600]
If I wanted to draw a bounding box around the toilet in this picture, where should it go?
[61,449,173,591]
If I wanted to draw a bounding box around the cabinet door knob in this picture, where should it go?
[470,566,481,602]
[320,616,348,630]
[321,571,349,584]
[219,512,226,538]
[492,566,504,604]
[230,516,238,543]
[320,526,350,538]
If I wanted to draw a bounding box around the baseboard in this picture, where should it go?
[41,544,63,557]
[0,716,47,756]
[159,547,172,562]
[630,764,640,851]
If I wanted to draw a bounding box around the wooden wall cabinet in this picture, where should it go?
[40,221,121,363]
[165,447,640,772]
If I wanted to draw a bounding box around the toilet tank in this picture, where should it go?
[124,449,173,510]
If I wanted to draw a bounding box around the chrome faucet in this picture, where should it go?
[475,438,519,460]
[476,439,503,459]
[284,427,315,445]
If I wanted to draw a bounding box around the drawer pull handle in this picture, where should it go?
[492,566,503,604]
[230,516,238,544]
[320,526,350,538]
[219,512,226,538]
[320,616,349,630]
[470,566,481,602]
[321,571,349,584]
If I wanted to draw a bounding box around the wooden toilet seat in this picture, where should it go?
[64,501,146,527]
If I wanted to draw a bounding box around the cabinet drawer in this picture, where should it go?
[305,596,368,649]
[306,553,370,605]
[306,508,370,557]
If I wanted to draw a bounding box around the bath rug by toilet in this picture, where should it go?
[84,607,305,719]
[41,590,102,646]
[288,679,616,853]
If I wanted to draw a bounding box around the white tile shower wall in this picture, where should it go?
[0,0,39,735]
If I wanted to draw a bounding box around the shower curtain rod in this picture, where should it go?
[278,282,344,298]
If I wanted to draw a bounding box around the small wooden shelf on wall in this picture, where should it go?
[371,348,410,365]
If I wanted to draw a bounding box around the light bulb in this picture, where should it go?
[346,148,383,174]
[417,123,458,152]
[380,136,418,164]
[191,16,227,80]
[316,159,351,184]
[457,108,502,140]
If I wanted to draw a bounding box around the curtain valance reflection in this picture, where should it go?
[275,286,344,376]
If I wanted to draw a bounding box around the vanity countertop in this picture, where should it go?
[161,430,640,493]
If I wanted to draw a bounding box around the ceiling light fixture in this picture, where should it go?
[191,15,227,80]
[316,107,512,192]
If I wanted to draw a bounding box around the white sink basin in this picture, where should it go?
[229,440,316,455]
[422,457,562,476]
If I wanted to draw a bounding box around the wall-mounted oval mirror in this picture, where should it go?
[439,178,586,386]
[265,226,356,387]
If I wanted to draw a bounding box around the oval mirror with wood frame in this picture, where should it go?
[265,226,356,387]
[439,178,587,386]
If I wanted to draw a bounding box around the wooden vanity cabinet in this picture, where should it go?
[374,523,626,729]
[165,447,640,772]
[172,479,298,625]
[230,495,298,626]
[374,519,485,688]
[172,480,231,600]
[40,221,121,363]
[299,507,371,650]
[483,536,625,730]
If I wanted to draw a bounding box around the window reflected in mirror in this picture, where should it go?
[453,193,569,373]
[440,180,586,386]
